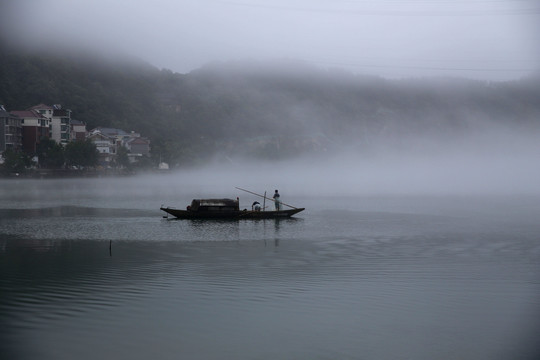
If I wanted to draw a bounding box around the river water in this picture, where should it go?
[1,176,539,360]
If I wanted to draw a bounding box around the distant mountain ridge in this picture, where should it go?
[1,49,539,165]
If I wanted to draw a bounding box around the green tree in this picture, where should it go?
[36,137,65,169]
[1,149,33,174]
[65,140,99,168]
[115,146,130,169]
[132,154,154,171]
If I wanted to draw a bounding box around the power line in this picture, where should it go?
[319,0,535,3]
[214,1,540,16]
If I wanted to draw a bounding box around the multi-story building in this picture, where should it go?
[52,105,72,145]
[87,130,117,166]
[125,137,151,162]
[29,104,71,145]
[87,127,151,165]
[0,105,23,152]
[10,109,50,155]
[70,119,87,141]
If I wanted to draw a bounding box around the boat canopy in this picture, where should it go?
[190,198,239,211]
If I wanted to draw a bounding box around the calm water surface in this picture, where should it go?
[1,177,540,360]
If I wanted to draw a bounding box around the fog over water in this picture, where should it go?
[184,124,540,197]
[5,126,539,207]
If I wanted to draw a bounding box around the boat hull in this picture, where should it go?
[160,207,305,219]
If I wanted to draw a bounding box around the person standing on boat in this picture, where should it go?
[273,190,281,211]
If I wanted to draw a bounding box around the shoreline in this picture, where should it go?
[0,168,169,179]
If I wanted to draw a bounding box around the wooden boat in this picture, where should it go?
[160,198,305,219]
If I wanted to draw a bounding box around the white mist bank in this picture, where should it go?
[167,155,539,197]
[151,128,540,197]
[144,149,538,199]
[2,128,537,210]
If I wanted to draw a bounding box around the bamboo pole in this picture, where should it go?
[235,187,299,210]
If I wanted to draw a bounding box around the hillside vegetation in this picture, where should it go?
[1,49,539,166]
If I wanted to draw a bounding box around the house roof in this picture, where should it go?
[127,137,150,145]
[28,104,53,110]
[87,132,114,141]
[91,127,128,137]
[10,110,45,119]
[0,111,20,120]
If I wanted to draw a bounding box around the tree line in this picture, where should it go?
[1,139,99,174]
[1,48,539,166]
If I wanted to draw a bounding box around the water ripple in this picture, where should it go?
[2,195,540,360]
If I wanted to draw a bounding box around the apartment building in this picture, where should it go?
[0,105,23,152]
[10,109,50,154]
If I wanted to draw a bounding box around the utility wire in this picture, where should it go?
[214,1,540,16]
[313,0,535,3]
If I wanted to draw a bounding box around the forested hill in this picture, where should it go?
[1,49,539,165]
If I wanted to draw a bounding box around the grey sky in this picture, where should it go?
[1,0,539,80]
